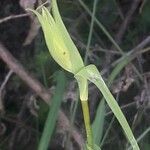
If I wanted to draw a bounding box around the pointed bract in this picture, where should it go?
[27,0,84,74]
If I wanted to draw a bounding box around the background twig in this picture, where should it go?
[0,14,29,24]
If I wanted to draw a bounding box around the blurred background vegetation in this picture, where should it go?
[0,0,150,150]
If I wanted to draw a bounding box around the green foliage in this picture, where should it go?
[92,99,105,145]
[0,0,149,149]
[76,65,140,150]
[38,71,66,150]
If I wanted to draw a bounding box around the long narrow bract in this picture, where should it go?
[27,5,84,74]
[51,0,84,74]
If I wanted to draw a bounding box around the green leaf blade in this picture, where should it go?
[38,71,66,150]
[92,99,105,145]
[75,65,140,150]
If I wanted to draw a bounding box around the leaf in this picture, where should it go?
[92,99,105,145]
[38,71,66,150]
[75,64,140,150]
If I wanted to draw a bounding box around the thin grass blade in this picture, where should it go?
[92,99,105,145]
[38,71,66,150]
[75,65,140,150]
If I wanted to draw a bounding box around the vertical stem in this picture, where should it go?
[81,100,94,149]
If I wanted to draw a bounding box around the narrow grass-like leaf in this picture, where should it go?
[78,0,143,81]
[84,0,98,64]
[78,0,123,53]
[92,99,105,145]
[38,71,66,150]
[93,52,138,146]
[75,65,140,150]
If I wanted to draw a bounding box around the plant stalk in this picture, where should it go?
[81,100,94,150]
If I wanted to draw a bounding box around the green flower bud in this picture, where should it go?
[28,0,84,74]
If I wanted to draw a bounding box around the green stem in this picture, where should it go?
[75,75,94,149]
[81,100,94,150]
